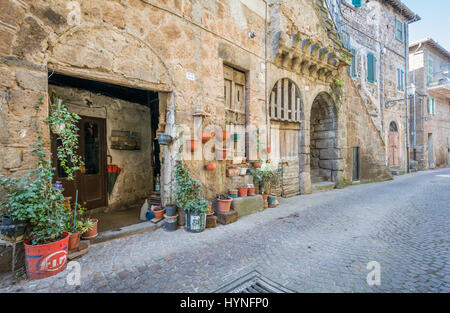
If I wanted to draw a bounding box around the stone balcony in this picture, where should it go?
[273,32,351,83]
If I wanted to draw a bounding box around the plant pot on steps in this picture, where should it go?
[24,232,69,279]
[185,211,206,233]
[238,187,248,197]
[216,198,232,213]
[81,219,98,240]
[152,206,165,219]
[68,232,81,250]
[165,205,177,217]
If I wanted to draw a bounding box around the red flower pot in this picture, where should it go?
[68,232,81,250]
[238,187,248,197]
[187,139,201,152]
[247,187,255,196]
[267,147,272,153]
[216,198,232,213]
[262,194,269,201]
[24,232,69,280]
[199,131,215,143]
[152,206,165,219]
[205,162,217,171]
[252,161,262,168]
[81,219,98,240]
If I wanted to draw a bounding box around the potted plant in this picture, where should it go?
[64,203,94,250]
[199,130,214,143]
[238,186,248,197]
[0,96,83,279]
[249,164,283,198]
[252,160,262,168]
[81,218,98,240]
[216,194,232,213]
[205,162,217,171]
[152,206,166,219]
[228,189,238,198]
[173,161,209,233]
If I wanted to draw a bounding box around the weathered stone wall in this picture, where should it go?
[341,0,410,172]
[48,84,154,211]
[0,0,392,206]
[408,44,450,170]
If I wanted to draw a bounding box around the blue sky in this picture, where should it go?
[403,0,450,50]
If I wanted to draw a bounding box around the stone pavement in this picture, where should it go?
[1,169,449,293]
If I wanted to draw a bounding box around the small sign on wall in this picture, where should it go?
[111,130,141,150]
[186,72,196,81]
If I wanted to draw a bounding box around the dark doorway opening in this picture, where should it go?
[49,73,161,232]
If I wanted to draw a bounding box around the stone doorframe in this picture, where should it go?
[45,25,177,206]
[298,91,345,194]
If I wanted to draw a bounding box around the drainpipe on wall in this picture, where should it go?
[404,20,411,173]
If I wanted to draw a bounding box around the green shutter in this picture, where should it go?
[367,53,374,83]
[427,58,433,85]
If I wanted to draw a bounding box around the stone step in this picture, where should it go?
[311,175,327,184]
[312,181,335,194]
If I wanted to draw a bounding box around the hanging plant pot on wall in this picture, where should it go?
[199,131,215,143]
[158,133,172,145]
[205,162,217,171]
[252,161,262,168]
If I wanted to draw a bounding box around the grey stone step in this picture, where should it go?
[311,175,328,183]
[312,181,335,194]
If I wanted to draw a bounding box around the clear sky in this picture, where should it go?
[403,0,450,50]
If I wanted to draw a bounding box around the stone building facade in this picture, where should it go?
[332,0,420,173]
[0,0,393,216]
[408,38,450,170]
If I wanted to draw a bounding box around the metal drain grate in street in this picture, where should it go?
[214,271,294,293]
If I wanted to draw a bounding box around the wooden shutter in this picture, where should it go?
[350,47,357,78]
[269,79,301,122]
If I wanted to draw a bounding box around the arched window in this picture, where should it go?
[269,78,301,122]
[389,121,398,132]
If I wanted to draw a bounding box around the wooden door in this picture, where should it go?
[52,116,107,209]
[388,130,400,167]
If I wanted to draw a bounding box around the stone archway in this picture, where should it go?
[309,92,339,184]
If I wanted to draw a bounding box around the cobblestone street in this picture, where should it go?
[1,168,449,293]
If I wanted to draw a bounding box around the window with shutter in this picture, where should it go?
[367,53,376,83]
[427,58,434,85]
[428,97,436,115]
[397,67,404,91]
[396,20,403,41]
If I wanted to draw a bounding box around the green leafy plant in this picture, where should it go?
[249,164,283,195]
[47,91,84,180]
[64,203,94,234]
[0,96,82,245]
[332,78,344,90]
[173,160,209,213]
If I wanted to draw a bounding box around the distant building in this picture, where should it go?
[409,38,450,169]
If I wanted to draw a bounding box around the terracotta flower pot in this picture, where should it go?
[81,219,98,240]
[238,187,248,197]
[206,203,213,216]
[68,232,81,250]
[216,198,232,213]
[267,147,272,153]
[262,194,269,201]
[152,206,166,219]
[252,161,262,168]
[205,162,217,171]
[199,131,214,143]
[187,139,201,152]
[247,187,255,196]
[229,189,238,198]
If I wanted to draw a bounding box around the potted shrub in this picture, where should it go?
[173,161,209,233]
[81,219,98,240]
[249,164,283,198]
[0,96,83,279]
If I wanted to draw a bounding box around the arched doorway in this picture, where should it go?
[388,121,400,168]
[310,92,338,184]
[269,78,302,197]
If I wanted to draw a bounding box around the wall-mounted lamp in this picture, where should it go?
[248,32,256,39]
